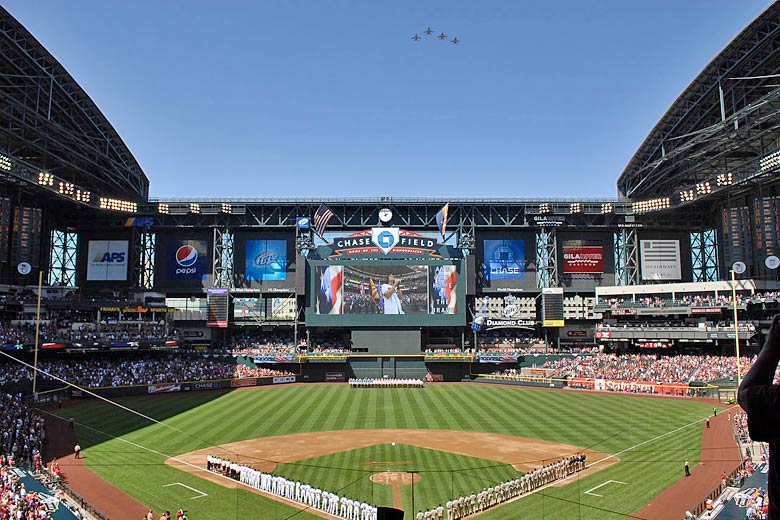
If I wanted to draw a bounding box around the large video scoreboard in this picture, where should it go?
[305,228,466,327]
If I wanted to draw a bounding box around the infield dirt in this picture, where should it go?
[166,429,616,515]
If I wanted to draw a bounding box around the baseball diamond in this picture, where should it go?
[0,3,776,520]
[51,383,722,519]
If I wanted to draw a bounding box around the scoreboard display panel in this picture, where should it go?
[307,260,465,327]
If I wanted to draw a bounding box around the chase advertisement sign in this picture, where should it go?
[327,229,441,258]
[371,228,400,255]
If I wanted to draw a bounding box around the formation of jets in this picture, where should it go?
[411,27,460,44]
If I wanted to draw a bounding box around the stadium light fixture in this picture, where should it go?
[37,172,54,186]
[716,172,734,186]
[631,197,671,214]
[157,203,169,214]
[569,202,582,214]
[221,203,232,214]
[0,153,11,172]
[189,203,201,214]
[760,150,780,172]
[600,203,613,214]
[694,181,712,195]
[679,189,696,203]
[99,197,137,213]
[539,203,550,214]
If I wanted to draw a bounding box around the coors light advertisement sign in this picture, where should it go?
[562,246,603,274]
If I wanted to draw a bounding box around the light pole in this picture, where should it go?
[730,268,742,387]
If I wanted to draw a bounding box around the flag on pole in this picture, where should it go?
[436,203,450,240]
[368,277,384,312]
[313,204,335,238]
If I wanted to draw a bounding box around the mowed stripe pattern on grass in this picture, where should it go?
[274,444,519,512]
[60,384,713,520]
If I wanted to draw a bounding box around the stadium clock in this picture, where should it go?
[378,208,393,223]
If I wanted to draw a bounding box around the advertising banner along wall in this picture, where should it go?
[562,245,603,273]
[245,239,287,281]
[87,240,129,281]
[167,239,209,281]
[640,240,681,280]
[483,240,525,280]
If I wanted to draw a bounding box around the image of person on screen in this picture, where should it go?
[382,275,405,314]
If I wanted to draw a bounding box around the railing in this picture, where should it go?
[686,460,747,518]
[56,476,110,520]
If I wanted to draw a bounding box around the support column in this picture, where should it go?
[536,227,558,288]
[213,228,234,288]
[691,229,719,282]
[47,230,77,286]
[614,228,639,285]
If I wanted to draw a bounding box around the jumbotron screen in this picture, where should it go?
[307,261,465,327]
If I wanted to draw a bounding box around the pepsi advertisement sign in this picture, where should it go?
[245,240,287,281]
[167,240,208,280]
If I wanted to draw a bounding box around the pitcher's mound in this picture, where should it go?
[370,471,421,486]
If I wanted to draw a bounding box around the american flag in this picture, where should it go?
[436,203,450,240]
[313,204,335,238]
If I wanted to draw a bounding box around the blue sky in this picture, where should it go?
[5,1,773,199]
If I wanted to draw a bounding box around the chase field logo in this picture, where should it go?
[371,228,400,255]
[175,245,199,274]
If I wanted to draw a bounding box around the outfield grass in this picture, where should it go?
[57,384,716,519]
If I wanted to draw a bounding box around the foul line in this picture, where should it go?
[584,480,627,497]
[163,482,208,499]
[462,410,733,518]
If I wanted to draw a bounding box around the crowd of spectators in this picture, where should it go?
[0,321,176,345]
[0,463,57,519]
[596,320,756,331]
[543,353,757,384]
[228,331,353,357]
[0,394,68,519]
[230,333,298,358]
[0,394,45,470]
[0,354,294,388]
[601,291,780,310]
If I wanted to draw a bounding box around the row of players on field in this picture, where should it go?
[207,452,586,520]
[348,379,424,388]
[417,454,588,520]
[207,455,379,520]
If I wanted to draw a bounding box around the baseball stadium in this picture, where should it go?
[0,3,779,520]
